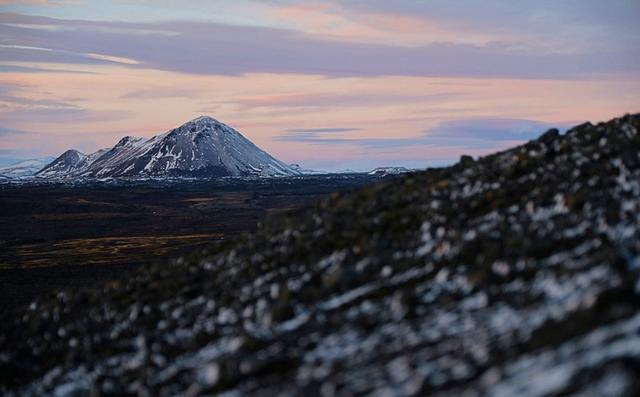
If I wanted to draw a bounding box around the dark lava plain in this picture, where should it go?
[0,175,377,306]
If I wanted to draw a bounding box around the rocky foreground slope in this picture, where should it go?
[2,114,640,396]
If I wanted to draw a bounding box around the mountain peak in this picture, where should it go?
[189,115,221,125]
[168,116,237,141]
[115,136,143,147]
[61,149,85,158]
[57,149,87,165]
[36,149,87,176]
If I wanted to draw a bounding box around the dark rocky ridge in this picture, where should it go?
[1,114,640,396]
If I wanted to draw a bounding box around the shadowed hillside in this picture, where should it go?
[1,114,639,396]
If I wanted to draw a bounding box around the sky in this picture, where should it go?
[0,1,639,171]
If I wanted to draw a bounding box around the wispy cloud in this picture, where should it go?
[0,126,30,136]
[0,64,99,74]
[0,94,82,109]
[1,13,638,79]
[0,82,133,124]
[233,92,463,109]
[421,118,569,142]
[0,107,134,123]
[274,118,568,150]
[286,127,360,133]
[3,1,638,53]
[0,43,141,66]
[276,127,361,143]
[120,87,205,99]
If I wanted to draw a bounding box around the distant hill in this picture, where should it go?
[2,114,640,396]
[0,158,54,179]
[368,166,411,176]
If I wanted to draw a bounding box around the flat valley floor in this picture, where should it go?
[0,175,376,306]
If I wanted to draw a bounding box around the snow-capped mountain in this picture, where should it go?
[368,166,410,176]
[0,157,55,179]
[37,116,300,179]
